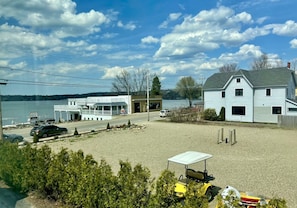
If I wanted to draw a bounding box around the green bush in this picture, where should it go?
[0,142,288,208]
[20,145,52,194]
[169,108,199,123]
[202,108,218,121]
[150,170,180,208]
[33,132,39,143]
[0,141,24,189]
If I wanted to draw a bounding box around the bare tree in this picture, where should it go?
[131,68,149,95]
[112,68,150,95]
[112,70,131,94]
[219,63,238,73]
[251,54,269,70]
[175,76,200,107]
[251,54,284,70]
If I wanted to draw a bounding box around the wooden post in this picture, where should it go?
[232,129,237,145]
[217,128,224,144]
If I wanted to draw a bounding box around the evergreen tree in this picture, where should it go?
[151,76,161,96]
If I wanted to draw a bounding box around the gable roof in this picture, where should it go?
[203,67,296,90]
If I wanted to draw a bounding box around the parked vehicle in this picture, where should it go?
[160,109,170,117]
[167,151,215,202]
[3,133,24,143]
[30,126,40,136]
[32,125,68,138]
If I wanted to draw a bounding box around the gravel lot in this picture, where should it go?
[34,121,297,207]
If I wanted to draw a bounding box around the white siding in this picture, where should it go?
[254,88,286,123]
[287,76,296,100]
[204,71,297,123]
[224,77,253,122]
[204,90,225,115]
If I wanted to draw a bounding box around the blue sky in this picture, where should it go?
[1,0,297,95]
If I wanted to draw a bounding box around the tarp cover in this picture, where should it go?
[168,151,212,165]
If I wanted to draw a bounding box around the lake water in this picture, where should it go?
[1,99,193,126]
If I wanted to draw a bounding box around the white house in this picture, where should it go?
[54,95,131,122]
[203,68,297,123]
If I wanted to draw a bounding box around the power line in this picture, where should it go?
[0,66,112,81]
[0,78,110,88]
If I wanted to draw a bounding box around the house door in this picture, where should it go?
[134,103,140,113]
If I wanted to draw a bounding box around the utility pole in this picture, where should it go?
[146,71,150,121]
[199,75,205,102]
[0,81,7,141]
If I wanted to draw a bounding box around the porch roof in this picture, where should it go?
[94,102,127,106]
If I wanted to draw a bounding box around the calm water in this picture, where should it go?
[1,99,193,126]
[1,100,67,126]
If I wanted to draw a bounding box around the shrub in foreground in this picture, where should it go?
[0,141,288,208]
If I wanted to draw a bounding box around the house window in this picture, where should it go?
[272,106,281,114]
[266,89,271,96]
[235,89,243,96]
[222,91,225,98]
[288,108,297,112]
[232,106,245,115]
[236,78,240,83]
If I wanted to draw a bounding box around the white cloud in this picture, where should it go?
[256,16,268,24]
[199,61,222,70]
[141,36,159,44]
[219,44,263,62]
[218,44,282,68]
[101,33,118,39]
[0,0,109,38]
[117,21,136,30]
[267,20,297,36]
[290,39,297,48]
[41,63,99,75]
[0,23,63,58]
[154,6,266,59]
[160,65,177,74]
[103,66,135,79]
[159,13,182,29]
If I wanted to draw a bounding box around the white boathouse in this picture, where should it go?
[54,95,131,122]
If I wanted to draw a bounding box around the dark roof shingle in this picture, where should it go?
[203,67,294,90]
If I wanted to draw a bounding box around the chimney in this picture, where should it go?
[287,62,291,69]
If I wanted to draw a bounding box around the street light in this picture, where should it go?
[0,81,7,141]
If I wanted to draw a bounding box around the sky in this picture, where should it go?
[0,0,297,95]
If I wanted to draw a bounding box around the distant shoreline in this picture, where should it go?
[1,92,122,101]
[1,89,185,101]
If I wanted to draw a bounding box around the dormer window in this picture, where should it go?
[266,89,271,96]
[236,78,240,83]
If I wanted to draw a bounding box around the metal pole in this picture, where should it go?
[0,82,7,141]
[147,71,150,121]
